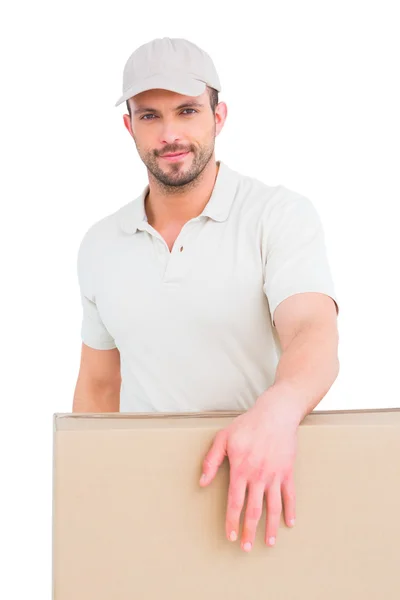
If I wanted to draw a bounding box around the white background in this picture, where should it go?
[1,1,399,597]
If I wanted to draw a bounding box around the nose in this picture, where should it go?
[161,131,181,145]
[158,117,186,146]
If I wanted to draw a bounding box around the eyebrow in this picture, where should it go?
[133,101,205,115]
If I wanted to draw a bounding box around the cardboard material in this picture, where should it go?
[52,408,400,599]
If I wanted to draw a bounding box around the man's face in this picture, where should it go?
[123,88,225,188]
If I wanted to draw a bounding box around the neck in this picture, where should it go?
[145,158,220,228]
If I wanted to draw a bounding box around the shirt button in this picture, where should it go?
[179,246,184,252]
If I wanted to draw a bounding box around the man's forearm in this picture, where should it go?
[72,382,120,412]
[256,323,340,426]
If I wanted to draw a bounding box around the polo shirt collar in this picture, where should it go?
[118,160,238,235]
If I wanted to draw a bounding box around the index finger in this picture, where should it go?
[225,473,247,542]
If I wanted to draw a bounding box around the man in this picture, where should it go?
[73,37,340,553]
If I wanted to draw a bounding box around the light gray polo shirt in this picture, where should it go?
[77,160,339,413]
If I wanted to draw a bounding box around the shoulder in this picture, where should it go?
[230,167,324,253]
[231,164,314,217]
[77,200,133,256]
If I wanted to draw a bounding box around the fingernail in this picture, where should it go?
[229,530,237,541]
[243,542,252,552]
[200,473,207,483]
[290,518,295,527]
[268,537,276,546]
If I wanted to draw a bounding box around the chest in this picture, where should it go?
[94,219,268,344]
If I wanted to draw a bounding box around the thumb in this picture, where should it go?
[199,430,228,486]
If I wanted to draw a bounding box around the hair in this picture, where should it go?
[126,85,219,118]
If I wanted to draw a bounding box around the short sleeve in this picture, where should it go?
[77,231,117,350]
[79,292,117,350]
[262,191,339,327]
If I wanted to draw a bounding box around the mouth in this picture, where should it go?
[160,151,190,162]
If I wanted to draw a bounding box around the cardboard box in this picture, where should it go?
[52,408,400,599]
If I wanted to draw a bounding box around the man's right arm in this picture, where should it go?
[72,343,121,412]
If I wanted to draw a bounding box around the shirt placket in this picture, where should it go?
[138,219,199,285]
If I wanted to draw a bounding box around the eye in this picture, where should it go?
[140,108,198,121]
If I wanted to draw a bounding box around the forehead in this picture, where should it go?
[130,87,208,110]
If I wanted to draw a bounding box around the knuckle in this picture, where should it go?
[202,457,213,469]
[235,456,265,478]
[283,471,294,484]
[268,496,282,512]
[246,505,263,520]
[268,504,282,515]
[233,463,248,479]
[252,466,266,481]
[227,497,242,512]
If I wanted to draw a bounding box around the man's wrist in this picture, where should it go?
[255,381,306,428]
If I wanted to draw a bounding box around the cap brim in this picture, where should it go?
[114,73,206,107]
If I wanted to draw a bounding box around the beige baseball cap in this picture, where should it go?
[114,37,221,107]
